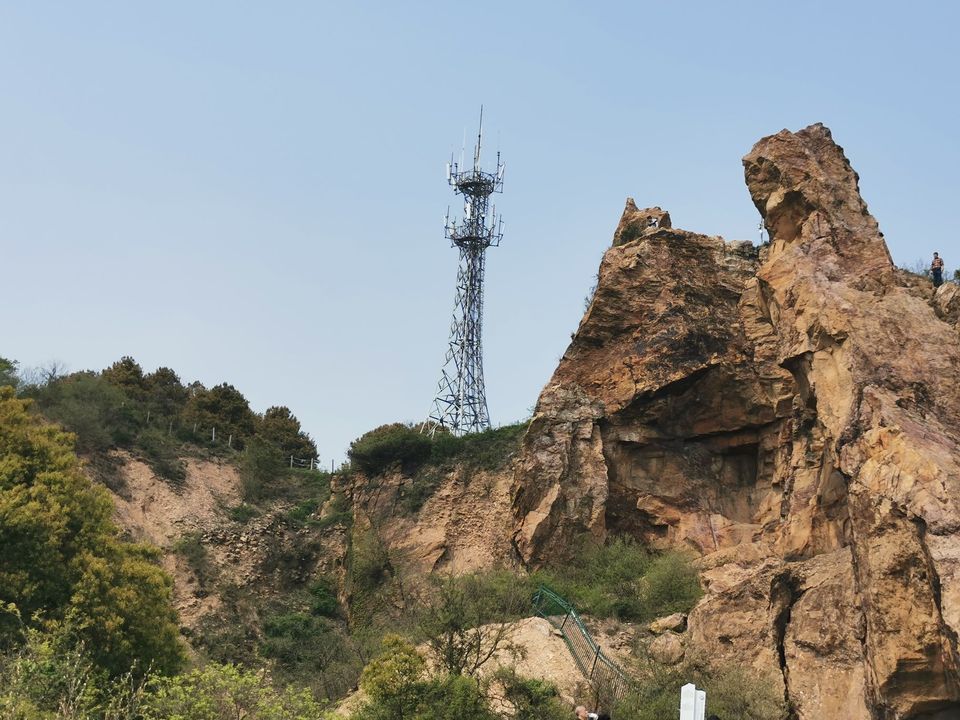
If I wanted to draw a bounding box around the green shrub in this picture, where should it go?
[309,578,340,618]
[173,531,214,587]
[400,467,445,514]
[136,426,187,484]
[241,437,286,501]
[638,551,703,620]
[286,497,322,525]
[348,423,432,476]
[228,503,260,523]
[494,667,569,720]
[30,373,139,453]
[0,389,184,677]
[356,635,426,720]
[260,612,355,692]
[427,422,528,471]
[527,539,702,622]
[142,662,329,720]
[417,574,524,677]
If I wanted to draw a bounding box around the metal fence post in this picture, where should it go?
[589,646,600,679]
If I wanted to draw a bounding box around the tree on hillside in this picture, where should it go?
[257,406,318,459]
[0,357,18,390]
[183,383,256,447]
[144,366,189,419]
[0,387,184,676]
[101,356,148,401]
[417,575,521,678]
[29,373,138,453]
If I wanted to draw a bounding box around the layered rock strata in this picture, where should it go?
[511,124,960,719]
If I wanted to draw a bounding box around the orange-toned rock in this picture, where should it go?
[511,124,960,719]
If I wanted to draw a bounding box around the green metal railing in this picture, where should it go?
[532,585,632,704]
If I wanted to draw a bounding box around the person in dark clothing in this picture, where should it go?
[932,252,945,287]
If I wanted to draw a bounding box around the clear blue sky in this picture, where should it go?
[3,2,957,462]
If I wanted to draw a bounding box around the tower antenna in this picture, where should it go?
[424,110,505,437]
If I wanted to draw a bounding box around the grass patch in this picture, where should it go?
[615,655,787,720]
[172,531,215,587]
[228,502,260,523]
[532,538,702,622]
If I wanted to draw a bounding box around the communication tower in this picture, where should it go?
[425,109,504,436]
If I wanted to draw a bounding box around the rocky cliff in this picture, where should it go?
[511,124,960,720]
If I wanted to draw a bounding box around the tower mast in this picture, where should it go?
[425,110,504,436]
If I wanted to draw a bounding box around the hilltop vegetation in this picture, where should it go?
[8,356,316,493]
[0,357,724,718]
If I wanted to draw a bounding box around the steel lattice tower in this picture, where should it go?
[425,110,504,436]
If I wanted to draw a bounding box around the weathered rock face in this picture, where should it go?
[511,124,960,719]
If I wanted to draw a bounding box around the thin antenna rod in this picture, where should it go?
[475,105,483,169]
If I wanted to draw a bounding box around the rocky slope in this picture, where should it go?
[511,124,960,719]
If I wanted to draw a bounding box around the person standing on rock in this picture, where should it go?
[932,252,945,287]
[574,706,599,720]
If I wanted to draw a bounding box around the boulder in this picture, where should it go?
[648,631,684,665]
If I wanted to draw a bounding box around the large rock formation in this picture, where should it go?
[511,124,960,719]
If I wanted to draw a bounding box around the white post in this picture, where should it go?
[695,689,706,720]
[211,427,216,443]
[679,683,697,720]
[290,455,294,468]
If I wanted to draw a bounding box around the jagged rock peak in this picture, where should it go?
[612,199,671,246]
[743,122,894,275]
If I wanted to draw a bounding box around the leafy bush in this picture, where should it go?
[228,502,260,523]
[241,437,287,501]
[427,422,528,471]
[309,578,341,618]
[400,466,444,514]
[0,388,184,677]
[258,405,318,460]
[494,666,569,720]
[30,372,139,453]
[417,574,523,677]
[0,357,19,390]
[356,635,426,720]
[529,539,701,622]
[286,497,322,525]
[173,531,215,587]
[638,551,703,620]
[137,426,187,484]
[348,423,432,476]
[142,663,330,720]
[260,612,357,696]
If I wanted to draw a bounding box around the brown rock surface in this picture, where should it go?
[511,124,960,719]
